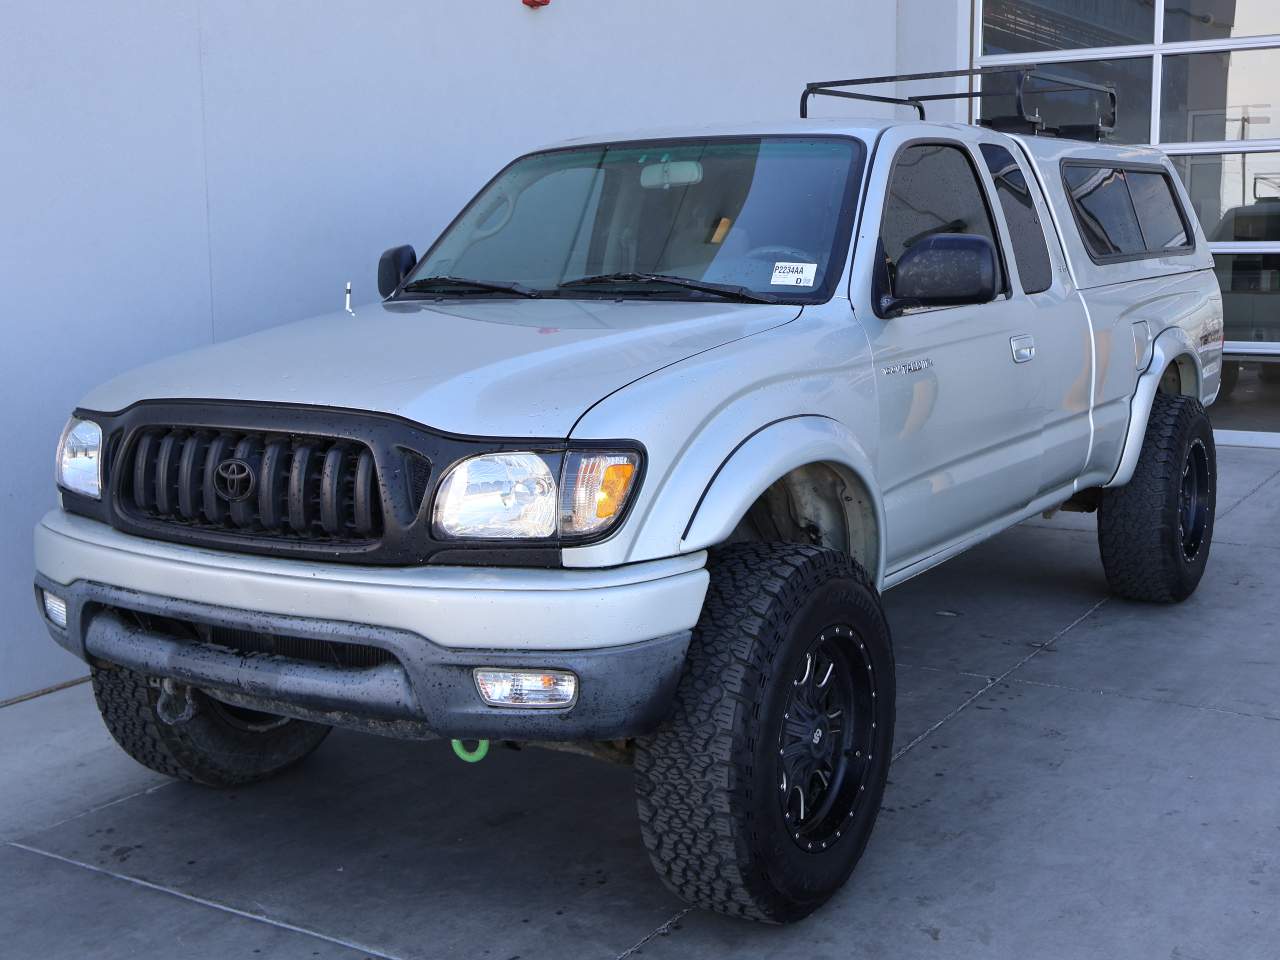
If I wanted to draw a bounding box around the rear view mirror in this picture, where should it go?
[640,160,703,189]
[883,234,997,316]
[378,245,418,299]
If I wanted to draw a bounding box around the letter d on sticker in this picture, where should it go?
[771,262,817,287]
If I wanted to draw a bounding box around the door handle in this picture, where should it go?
[1010,335,1036,364]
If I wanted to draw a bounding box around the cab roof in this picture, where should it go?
[540,118,1170,167]
[538,118,895,152]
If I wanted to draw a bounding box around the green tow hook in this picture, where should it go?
[451,738,490,763]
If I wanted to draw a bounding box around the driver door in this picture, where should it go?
[853,131,1041,576]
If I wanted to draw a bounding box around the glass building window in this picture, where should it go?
[1215,253,1280,343]
[1163,1,1280,44]
[980,58,1152,144]
[1161,48,1280,143]
[1170,152,1280,240]
[982,0,1153,56]
[976,1,1280,437]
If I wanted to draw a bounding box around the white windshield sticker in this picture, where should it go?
[771,262,817,287]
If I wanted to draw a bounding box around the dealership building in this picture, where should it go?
[2,0,1276,702]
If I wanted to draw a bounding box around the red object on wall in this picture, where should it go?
[522,0,550,7]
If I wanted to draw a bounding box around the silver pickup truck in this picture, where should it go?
[34,114,1222,923]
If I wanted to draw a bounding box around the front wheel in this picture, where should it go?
[1098,392,1216,602]
[634,543,895,923]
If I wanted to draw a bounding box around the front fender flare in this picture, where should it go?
[678,416,886,586]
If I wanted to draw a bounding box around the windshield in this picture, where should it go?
[404,136,864,303]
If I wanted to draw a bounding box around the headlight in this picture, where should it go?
[434,453,558,539]
[56,417,103,499]
[433,449,640,540]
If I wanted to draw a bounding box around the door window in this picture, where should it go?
[879,143,1006,303]
[979,143,1054,295]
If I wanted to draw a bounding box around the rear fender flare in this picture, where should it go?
[1106,326,1203,488]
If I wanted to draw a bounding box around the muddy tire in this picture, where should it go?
[91,663,331,786]
[1098,392,1216,602]
[634,542,894,923]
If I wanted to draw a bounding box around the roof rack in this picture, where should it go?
[800,66,1118,141]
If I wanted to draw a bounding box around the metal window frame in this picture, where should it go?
[972,0,1280,357]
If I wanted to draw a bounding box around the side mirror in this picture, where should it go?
[378,245,417,299]
[883,234,997,316]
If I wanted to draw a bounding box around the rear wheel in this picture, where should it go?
[91,663,331,786]
[1098,392,1216,602]
[634,543,894,923]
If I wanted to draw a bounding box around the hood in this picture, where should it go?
[80,298,799,437]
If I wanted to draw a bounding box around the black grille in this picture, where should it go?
[120,427,381,542]
[64,400,570,566]
[204,625,398,669]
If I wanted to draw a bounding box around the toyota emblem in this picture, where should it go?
[213,458,256,502]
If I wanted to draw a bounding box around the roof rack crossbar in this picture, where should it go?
[800,66,1118,141]
[803,88,927,120]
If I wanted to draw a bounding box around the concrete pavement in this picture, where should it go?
[2,445,1277,959]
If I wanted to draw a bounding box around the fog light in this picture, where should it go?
[42,590,68,628]
[474,669,577,708]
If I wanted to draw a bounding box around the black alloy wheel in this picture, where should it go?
[778,626,877,852]
[1179,437,1210,562]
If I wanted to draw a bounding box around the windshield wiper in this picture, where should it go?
[558,272,779,304]
[401,275,541,298]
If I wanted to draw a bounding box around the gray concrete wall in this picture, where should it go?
[0,0,963,701]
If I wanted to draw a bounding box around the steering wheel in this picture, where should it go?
[744,244,819,264]
[470,192,514,240]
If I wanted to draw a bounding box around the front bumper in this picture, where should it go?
[34,511,708,740]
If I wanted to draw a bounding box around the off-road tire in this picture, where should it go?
[91,663,331,786]
[634,542,894,923]
[1098,392,1216,602]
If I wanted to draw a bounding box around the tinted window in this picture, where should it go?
[979,144,1054,294]
[1127,171,1190,250]
[880,143,1004,297]
[1063,163,1195,261]
[1062,165,1145,258]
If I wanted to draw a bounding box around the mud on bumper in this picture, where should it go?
[36,576,691,740]
[33,512,706,741]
